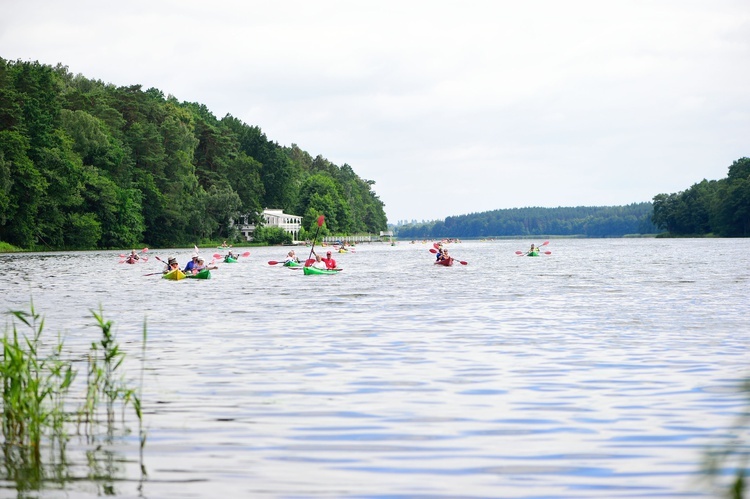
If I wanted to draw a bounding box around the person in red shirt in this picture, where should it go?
[321,250,337,269]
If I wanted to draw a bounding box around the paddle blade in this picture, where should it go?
[429,248,437,254]
[544,251,552,255]
[515,251,523,255]
[541,241,549,246]
[241,251,250,257]
[433,242,441,250]
[268,261,280,265]
[213,253,221,259]
[459,260,468,265]
[142,247,149,252]
[304,259,315,267]
[317,215,325,227]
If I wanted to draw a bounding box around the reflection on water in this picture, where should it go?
[1,239,748,497]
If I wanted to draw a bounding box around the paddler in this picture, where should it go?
[321,250,337,269]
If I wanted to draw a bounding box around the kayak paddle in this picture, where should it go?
[305,215,325,266]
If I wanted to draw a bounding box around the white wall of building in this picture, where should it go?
[238,208,302,242]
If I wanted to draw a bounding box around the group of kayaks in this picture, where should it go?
[146,247,347,281]
[279,259,342,275]
[137,239,551,279]
[162,268,212,280]
[429,240,552,266]
[135,239,550,281]
[136,250,249,281]
[264,241,348,275]
[160,252,250,280]
[321,242,354,253]
[277,264,341,275]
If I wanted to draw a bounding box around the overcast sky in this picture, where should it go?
[2,1,748,223]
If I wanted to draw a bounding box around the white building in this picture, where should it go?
[238,208,302,242]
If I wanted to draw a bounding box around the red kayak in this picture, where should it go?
[435,257,454,267]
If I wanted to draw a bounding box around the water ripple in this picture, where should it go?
[1,239,748,498]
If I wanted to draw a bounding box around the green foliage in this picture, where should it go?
[0,145,12,225]
[297,174,342,231]
[0,241,21,252]
[1,302,147,491]
[83,308,134,431]
[0,129,47,248]
[60,109,119,169]
[79,166,145,248]
[396,203,658,239]
[652,158,750,237]
[64,212,102,249]
[253,225,292,245]
[0,58,388,250]
[1,303,73,463]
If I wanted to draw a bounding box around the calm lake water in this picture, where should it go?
[1,238,748,498]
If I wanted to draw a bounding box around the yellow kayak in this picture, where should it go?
[162,269,186,280]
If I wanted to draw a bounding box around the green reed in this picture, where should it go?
[1,303,74,463]
[1,302,147,492]
[81,307,136,434]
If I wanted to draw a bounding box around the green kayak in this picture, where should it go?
[527,251,540,257]
[185,269,211,279]
[224,256,238,263]
[283,261,302,267]
[303,266,341,275]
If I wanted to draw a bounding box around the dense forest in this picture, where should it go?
[651,157,750,237]
[0,58,388,250]
[395,203,658,239]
